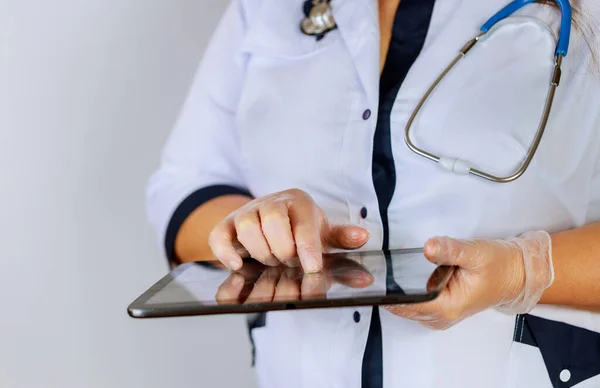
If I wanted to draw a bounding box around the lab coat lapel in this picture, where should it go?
[333,0,380,112]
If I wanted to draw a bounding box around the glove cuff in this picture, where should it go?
[495,230,554,315]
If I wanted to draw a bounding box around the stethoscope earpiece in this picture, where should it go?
[301,0,337,40]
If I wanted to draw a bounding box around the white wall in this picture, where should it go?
[0,1,257,387]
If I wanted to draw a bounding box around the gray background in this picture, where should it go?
[1,1,257,387]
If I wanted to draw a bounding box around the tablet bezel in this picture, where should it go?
[127,249,455,318]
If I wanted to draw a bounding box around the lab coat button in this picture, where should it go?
[360,207,367,219]
[362,109,371,120]
[353,311,361,323]
[559,369,571,383]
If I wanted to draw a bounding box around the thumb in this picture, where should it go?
[325,224,370,249]
[424,236,481,269]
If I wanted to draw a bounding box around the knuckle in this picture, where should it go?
[235,226,251,241]
[286,188,305,197]
[237,199,255,212]
[261,211,289,226]
[288,188,316,203]
[233,212,255,228]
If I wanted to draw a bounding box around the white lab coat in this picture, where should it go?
[146,0,600,387]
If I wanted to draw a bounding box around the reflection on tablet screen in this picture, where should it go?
[144,249,446,307]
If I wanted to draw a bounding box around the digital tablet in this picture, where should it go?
[127,248,455,318]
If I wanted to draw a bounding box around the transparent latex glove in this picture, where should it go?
[209,189,370,272]
[384,231,554,330]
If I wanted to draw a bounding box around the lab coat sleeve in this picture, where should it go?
[145,0,253,263]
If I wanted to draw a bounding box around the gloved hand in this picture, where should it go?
[385,231,554,330]
[209,188,370,272]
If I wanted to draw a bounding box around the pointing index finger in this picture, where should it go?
[287,197,323,273]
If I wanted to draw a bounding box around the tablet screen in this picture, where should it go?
[128,249,453,318]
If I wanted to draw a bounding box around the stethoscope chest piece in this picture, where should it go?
[301,0,336,40]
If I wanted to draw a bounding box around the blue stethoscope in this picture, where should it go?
[303,0,573,183]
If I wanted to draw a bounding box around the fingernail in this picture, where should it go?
[431,236,452,254]
[350,229,369,242]
[346,224,369,238]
